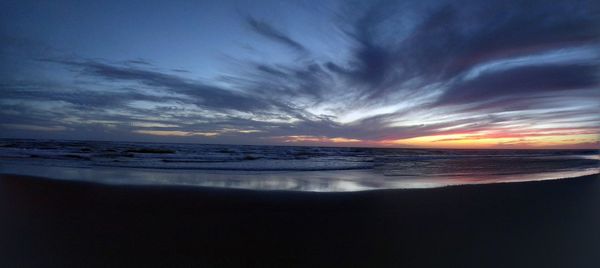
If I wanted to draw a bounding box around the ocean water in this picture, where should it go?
[0,139,598,191]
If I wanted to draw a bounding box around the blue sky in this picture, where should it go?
[1,0,598,148]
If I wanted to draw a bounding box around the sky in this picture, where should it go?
[0,0,599,149]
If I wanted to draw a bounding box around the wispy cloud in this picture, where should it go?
[246,16,308,54]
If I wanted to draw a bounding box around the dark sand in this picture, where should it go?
[1,173,599,268]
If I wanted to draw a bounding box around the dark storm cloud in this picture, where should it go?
[325,0,401,99]
[327,0,599,100]
[246,16,308,54]
[437,0,598,75]
[436,64,600,106]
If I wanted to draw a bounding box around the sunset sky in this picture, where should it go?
[1,0,598,148]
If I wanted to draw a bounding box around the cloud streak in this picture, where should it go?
[246,16,308,54]
[436,64,599,106]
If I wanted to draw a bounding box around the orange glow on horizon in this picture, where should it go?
[384,132,599,149]
[277,129,599,149]
[131,128,598,149]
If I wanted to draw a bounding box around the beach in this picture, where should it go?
[2,0,598,267]
[1,173,599,267]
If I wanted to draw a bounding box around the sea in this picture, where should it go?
[0,139,598,192]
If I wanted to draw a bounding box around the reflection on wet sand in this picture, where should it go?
[1,164,598,191]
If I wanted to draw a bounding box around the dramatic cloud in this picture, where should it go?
[436,64,599,106]
[0,0,598,148]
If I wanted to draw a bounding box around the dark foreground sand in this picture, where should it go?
[1,173,599,268]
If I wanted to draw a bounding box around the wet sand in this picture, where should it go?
[1,173,599,267]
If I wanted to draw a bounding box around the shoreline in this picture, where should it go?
[1,173,600,267]
[1,171,599,193]
[1,161,597,191]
